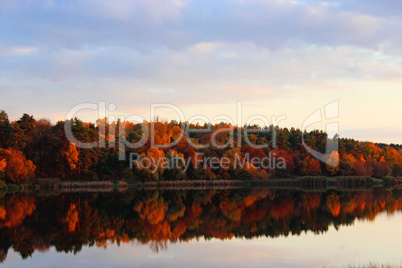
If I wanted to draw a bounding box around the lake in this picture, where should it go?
[0,188,401,267]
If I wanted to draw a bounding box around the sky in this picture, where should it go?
[0,0,401,144]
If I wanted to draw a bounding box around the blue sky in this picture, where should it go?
[0,0,401,143]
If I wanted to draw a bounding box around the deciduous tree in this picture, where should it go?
[63,143,79,170]
[326,151,340,175]
[0,159,6,172]
[0,148,36,183]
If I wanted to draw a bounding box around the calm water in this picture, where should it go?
[1,188,401,267]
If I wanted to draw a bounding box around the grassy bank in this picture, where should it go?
[128,176,399,190]
[339,262,402,268]
[2,176,400,193]
[0,180,20,195]
[18,179,129,193]
[326,176,384,188]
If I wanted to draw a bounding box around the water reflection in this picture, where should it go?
[0,188,401,263]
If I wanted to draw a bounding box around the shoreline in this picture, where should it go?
[1,176,399,193]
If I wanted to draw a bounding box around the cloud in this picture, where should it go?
[0,0,402,143]
[189,42,223,54]
[0,45,37,57]
[1,42,401,111]
[71,0,188,22]
[2,0,401,51]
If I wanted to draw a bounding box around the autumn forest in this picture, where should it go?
[0,110,402,187]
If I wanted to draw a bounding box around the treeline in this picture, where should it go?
[0,110,402,183]
[0,188,401,260]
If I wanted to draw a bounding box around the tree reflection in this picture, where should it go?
[0,188,401,262]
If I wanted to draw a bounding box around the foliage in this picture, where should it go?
[62,143,79,171]
[0,159,6,173]
[0,110,401,183]
[0,148,35,183]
